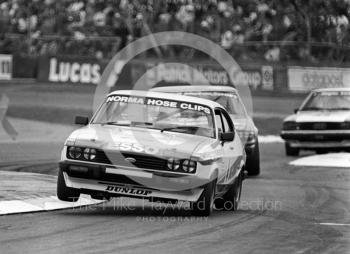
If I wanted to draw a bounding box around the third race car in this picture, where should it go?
[281,88,350,155]
[151,85,260,176]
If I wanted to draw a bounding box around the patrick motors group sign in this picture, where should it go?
[133,61,273,90]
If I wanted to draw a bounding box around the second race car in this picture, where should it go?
[151,85,260,176]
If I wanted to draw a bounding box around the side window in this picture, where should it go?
[221,110,233,133]
[215,110,224,133]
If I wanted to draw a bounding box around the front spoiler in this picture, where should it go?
[281,130,350,148]
[63,173,204,202]
[287,141,350,148]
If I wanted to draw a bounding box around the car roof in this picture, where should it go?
[151,85,238,93]
[313,87,350,92]
[107,90,224,110]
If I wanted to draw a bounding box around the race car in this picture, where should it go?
[281,88,350,156]
[57,90,246,216]
[151,85,260,176]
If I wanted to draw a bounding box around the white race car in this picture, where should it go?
[281,88,350,156]
[151,85,260,176]
[57,90,246,216]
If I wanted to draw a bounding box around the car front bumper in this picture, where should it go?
[280,130,350,148]
[59,161,217,202]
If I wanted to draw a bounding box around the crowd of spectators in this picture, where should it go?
[1,0,350,62]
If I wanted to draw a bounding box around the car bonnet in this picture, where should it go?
[286,110,350,122]
[66,125,216,159]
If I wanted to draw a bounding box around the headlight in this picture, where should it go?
[68,146,82,159]
[67,146,96,161]
[167,158,196,173]
[167,158,181,171]
[83,148,97,161]
[181,159,196,173]
[238,131,256,144]
[283,121,299,130]
[246,132,256,144]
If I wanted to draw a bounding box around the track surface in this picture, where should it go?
[0,143,349,254]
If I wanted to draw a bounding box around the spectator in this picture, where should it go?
[0,0,349,63]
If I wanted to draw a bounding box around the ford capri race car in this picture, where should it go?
[281,88,350,156]
[57,90,246,216]
[151,86,260,176]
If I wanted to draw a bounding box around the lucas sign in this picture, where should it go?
[38,56,104,85]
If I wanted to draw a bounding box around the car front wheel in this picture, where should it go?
[192,180,216,216]
[57,169,80,202]
[285,142,299,156]
[214,171,243,211]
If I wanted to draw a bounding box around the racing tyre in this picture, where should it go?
[246,140,260,176]
[285,142,299,156]
[90,194,111,201]
[192,180,216,216]
[57,169,80,202]
[215,171,243,211]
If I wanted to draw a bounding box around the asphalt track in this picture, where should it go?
[0,142,349,254]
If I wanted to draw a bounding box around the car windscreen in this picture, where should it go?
[92,95,215,138]
[177,91,246,117]
[300,91,350,111]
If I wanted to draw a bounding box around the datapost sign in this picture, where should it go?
[37,56,105,85]
[0,54,12,80]
[288,66,350,92]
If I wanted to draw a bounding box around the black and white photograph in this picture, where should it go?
[0,0,349,253]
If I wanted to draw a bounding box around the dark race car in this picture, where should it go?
[151,85,260,176]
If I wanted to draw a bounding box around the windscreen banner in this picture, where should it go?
[288,66,350,92]
[0,54,12,80]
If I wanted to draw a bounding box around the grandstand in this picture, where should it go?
[1,0,350,62]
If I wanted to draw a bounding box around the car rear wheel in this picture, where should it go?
[285,142,299,156]
[57,169,80,202]
[246,140,260,176]
[191,180,216,216]
[214,171,243,211]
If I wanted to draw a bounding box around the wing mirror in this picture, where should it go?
[294,108,299,113]
[75,116,89,125]
[220,131,235,142]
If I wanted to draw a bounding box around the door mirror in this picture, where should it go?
[294,108,299,113]
[220,131,235,142]
[75,116,89,125]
